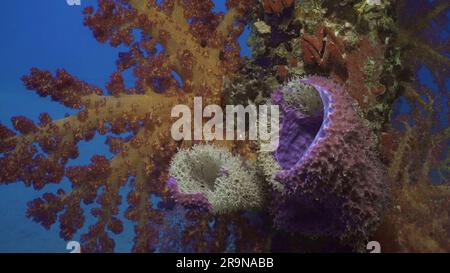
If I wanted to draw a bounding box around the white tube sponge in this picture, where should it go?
[169,144,265,214]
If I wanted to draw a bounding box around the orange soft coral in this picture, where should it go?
[0,0,255,252]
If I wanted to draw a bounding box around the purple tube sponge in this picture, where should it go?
[270,76,388,244]
[166,176,212,213]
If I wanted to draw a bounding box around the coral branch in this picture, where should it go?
[1,0,251,252]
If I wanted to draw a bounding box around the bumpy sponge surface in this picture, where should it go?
[269,76,389,244]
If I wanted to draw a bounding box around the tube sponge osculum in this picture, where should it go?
[268,76,389,245]
[168,144,265,214]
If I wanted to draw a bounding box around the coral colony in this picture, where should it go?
[0,0,449,253]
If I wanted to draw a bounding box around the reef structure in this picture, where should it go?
[1,0,447,253]
[263,76,389,246]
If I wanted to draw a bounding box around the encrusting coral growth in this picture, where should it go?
[263,0,294,15]
[280,78,323,116]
